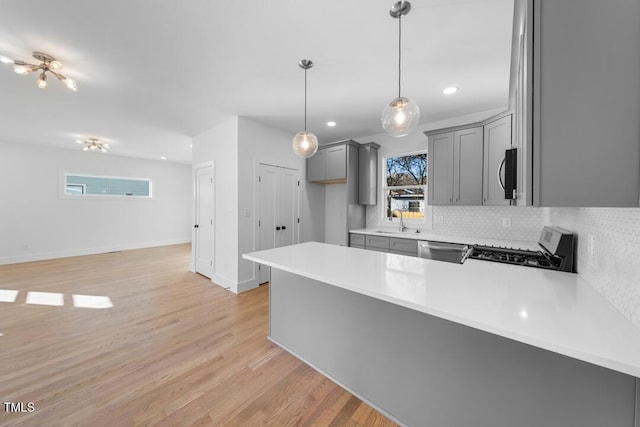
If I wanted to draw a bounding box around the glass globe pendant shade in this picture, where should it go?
[381,96,420,137]
[292,130,318,158]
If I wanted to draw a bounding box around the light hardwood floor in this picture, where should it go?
[0,244,398,426]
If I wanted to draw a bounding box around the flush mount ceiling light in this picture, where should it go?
[292,59,319,158]
[381,1,420,137]
[76,138,109,152]
[0,51,77,91]
[443,86,458,95]
[326,121,337,127]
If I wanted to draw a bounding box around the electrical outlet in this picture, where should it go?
[433,215,443,224]
[502,217,512,228]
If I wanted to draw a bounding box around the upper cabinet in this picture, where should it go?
[483,115,512,206]
[529,0,640,207]
[307,143,348,183]
[427,125,484,206]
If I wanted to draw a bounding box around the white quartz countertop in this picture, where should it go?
[349,228,540,251]
[244,241,640,378]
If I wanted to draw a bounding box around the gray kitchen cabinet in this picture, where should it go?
[358,143,380,206]
[349,233,365,249]
[389,237,418,256]
[325,145,347,182]
[427,126,483,206]
[530,0,640,207]
[427,132,454,205]
[307,150,325,182]
[320,141,366,246]
[350,233,418,257]
[454,127,484,205]
[483,114,512,206]
[307,142,349,183]
[364,235,389,251]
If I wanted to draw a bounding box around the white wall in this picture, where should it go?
[0,141,192,264]
[237,117,324,291]
[192,117,240,289]
[191,116,325,293]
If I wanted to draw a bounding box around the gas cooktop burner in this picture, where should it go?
[468,245,561,270]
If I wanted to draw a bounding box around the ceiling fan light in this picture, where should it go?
[0,55,13,64]
[83,146,89,151]
[13,65,30,75]
[37,73,47,89]
[64,77,77,91]
[292,131,318,158]
[381,96,420,137]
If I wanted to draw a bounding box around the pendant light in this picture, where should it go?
[292,59,318,158]
[381,1,420,137]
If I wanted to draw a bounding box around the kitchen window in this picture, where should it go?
[63,174,152,198]
[384,152,427,221]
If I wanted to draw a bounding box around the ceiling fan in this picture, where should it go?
[76,138,109,152]
[0,51,77,91]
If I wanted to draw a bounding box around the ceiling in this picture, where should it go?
[0,0,514,164]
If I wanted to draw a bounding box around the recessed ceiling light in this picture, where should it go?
[160,156,167,160]
[443,86,458,95]
[326,121,337,127]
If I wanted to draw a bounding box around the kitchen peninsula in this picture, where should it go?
[244,242,640,427]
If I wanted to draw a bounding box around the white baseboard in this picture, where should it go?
[208,274,259,294]
[209,273,238,293]
[0,238,191,266]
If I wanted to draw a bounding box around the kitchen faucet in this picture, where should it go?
[391,209,407,232]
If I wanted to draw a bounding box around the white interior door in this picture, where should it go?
[195,163,214,278]
[258,164,300,284]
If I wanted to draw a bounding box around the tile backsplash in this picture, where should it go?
[431,206,545,242]
[549,208,640,329]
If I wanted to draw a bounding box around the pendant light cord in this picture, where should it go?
[398,11,402,98]
[304,67,308,131]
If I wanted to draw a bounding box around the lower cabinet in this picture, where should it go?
[350,234,418,257]
[349,233,365,249]
[364,235,389,251]
[389,237,418,257]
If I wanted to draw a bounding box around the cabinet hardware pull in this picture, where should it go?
[497,157,506,190]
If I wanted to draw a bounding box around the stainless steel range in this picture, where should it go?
[469,226,576,272]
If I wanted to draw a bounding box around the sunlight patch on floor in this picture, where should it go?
[72,294,114,309]
[0,289,19,303]
[25,291,64,306]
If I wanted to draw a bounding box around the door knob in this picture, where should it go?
[276,226,281,230]
[281,226,287,230]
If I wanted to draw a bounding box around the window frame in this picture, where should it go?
[382,150,428,225]
[59,172,154,200]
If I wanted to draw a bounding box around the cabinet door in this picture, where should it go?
[483,115,511,206]
[428,132,454,205]
[325,145,347,181]
[307,150,326,182]
[365,235,390,251]
[453,127,483,205]
[533,0,639,207]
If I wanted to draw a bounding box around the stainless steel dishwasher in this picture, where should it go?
[417,241,471,264]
